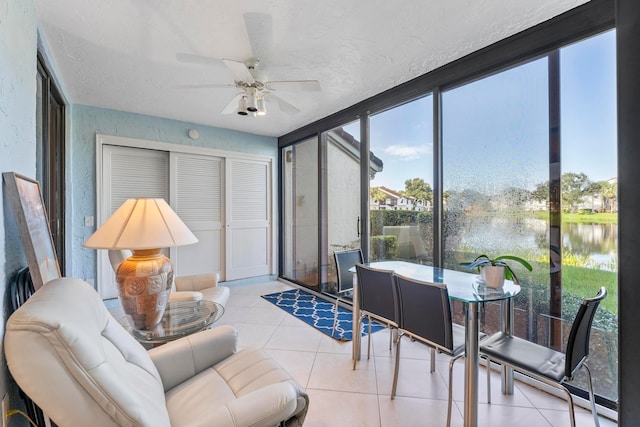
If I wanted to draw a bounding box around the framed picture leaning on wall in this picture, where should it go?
[3,172,61,290]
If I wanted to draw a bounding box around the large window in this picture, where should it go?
[369,96,434,265]
[559,30,617,402]
[279,14,616,409]
[442,58,550,337]
[282,138,319,287]
[325,122,362,290]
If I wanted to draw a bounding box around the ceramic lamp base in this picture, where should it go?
[115,249,174,329]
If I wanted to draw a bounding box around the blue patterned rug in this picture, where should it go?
[261,288,385,341]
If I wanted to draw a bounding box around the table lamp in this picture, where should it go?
[84,198,198,329]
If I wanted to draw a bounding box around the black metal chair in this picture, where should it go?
[331,249,363,335]
[8,267,57,427]
[391,273,466,427]
[480,287,607,427]
[354,264,398,369]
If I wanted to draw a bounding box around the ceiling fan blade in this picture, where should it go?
[174,84,236,89]
[266,80,321,92]
[222,59,254,83]
[221,93,244,115]
[267,92,301,115]
[243,12,273,59]
[176,53,222,67]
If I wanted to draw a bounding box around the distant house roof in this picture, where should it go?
[376,186,415,200]
[326,127,384,173]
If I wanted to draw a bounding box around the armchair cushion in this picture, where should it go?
[5,277,170,427]
[149,325,238,391]
[6,278,308,427]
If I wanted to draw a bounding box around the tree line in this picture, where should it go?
[371,173,617,213]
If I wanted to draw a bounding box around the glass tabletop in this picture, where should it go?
[129,300,224,343]
[354,261,521,303]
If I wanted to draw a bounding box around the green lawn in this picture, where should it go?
[533,211,617,224]
[562,265,617,315]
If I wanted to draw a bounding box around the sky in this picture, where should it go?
[344,29,617,194]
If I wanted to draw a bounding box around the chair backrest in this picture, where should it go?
[5,277,171,426]
[108,249,133,273]
[564,286,607,379]
[355,264,397,323]
[394,273,453,351]
[334,249,364,294]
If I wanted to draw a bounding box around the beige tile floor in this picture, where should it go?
[110,279,618,427]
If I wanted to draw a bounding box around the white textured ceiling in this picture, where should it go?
[34,0,588,137]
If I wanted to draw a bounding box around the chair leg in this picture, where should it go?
[332,300,339,336]
[446,354,463,427]
[559,383,577,427]
[583,363,601,427]
[486,357,492,404]
[388,325,392,350]
[353,313,363,371]
[367,315,372,360]
[430,348,436,373]
[391,334,403,399]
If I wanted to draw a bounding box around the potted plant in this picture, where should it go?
[461,254,532,288]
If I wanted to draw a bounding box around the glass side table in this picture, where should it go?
[126,300,224,344]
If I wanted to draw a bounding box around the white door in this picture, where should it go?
[99,145,169,299]
[170,153,225,279]
[226,158,272,280]
[98,138,273,295]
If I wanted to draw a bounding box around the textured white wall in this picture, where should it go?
[0,0,38,404]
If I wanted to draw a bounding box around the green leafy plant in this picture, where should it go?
[461,254,533,284]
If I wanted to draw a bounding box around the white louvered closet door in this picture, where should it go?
[226,158,272,280]
[100,145,169,299]
[171,153,224,279]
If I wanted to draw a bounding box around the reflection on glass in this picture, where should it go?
[442,58,550,342]
[367,96,434,265]
[282,138,319,286]
[325,122,361,292]
[443,57,549,276]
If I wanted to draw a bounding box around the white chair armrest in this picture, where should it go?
[149,325,237,391]
[168,291,203,302]
[174,273,220,292]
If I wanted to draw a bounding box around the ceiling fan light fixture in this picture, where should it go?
[247,90,258,112]
[237,95,248,116]
[256,95,266,116]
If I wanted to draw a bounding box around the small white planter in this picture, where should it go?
[481,265,505,289]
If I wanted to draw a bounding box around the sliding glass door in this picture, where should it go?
[369,96,434,265]
[324,123,362,292]
[282,138,319,287]
[559,30,617,402]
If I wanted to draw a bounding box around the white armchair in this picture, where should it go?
[5,277,309,427]
[108,249,230,307]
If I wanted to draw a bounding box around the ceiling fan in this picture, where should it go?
[176,55,321,117]
[176,12,321,117]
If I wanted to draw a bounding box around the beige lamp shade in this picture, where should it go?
[84,198,198,329]
[83,198,198,250]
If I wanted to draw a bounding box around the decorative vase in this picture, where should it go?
[115,249,174,329]
[481,265,505,289]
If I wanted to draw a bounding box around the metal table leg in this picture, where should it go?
[464,302,479,427]
[352,273,360,368]
[500,298,514,395]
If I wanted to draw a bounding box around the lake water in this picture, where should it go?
[446,216,618,271]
